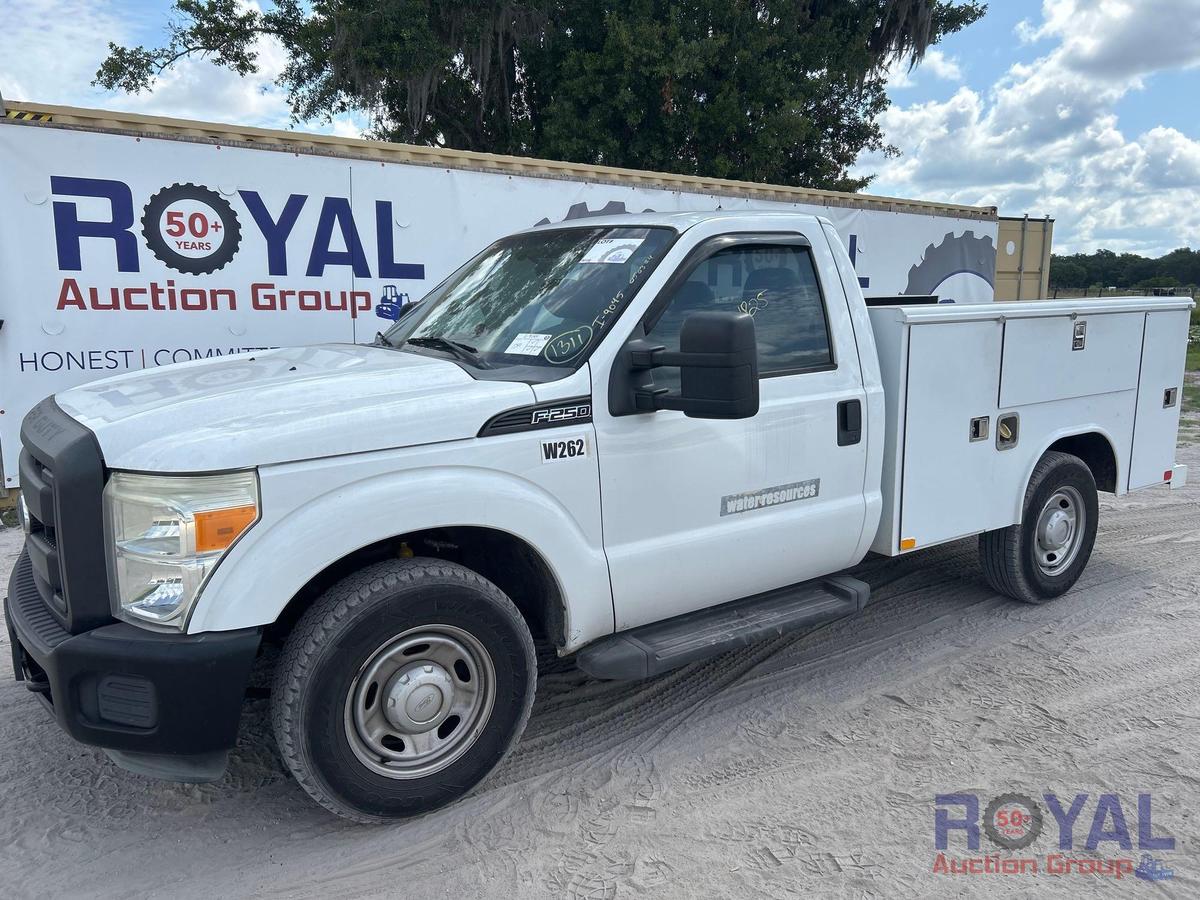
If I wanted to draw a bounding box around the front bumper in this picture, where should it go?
[6,548,260,769]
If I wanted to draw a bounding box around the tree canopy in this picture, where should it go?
[96,0,984,191]
[1050,247,1200,291]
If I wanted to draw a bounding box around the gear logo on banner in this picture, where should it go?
[904,231,996,302]
[141,183,243,275]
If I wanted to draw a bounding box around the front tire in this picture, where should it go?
[979,451,1099,604]
[271,558,536,822]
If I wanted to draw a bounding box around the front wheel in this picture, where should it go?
[979,451,1099,604]
[271,558,536,822]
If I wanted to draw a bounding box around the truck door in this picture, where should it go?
[1129,308,1191,489]
[592,233,870,631]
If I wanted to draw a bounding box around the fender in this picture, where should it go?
[1012,424,1124,524]
[188,459,614,652]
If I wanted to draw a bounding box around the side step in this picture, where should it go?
[576,575,871,680]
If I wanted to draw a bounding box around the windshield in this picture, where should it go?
[381,226,676,378]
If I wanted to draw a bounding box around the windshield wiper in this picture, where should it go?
[404,336,488,368]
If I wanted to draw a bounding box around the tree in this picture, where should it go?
[96,0,984,190]
[1138,274,1181,290]
[1048,260,1086,290]
[1050,247,1200,293]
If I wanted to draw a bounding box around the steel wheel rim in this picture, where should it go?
[1034,486,1085,576]
[343,624,495,779]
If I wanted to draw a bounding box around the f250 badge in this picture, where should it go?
[531,404,591,426]
[541,436,588,463]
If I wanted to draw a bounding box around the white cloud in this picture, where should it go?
[1014,18,1042,45]
[923,50,963,82]
[329,115,369,140]
[0,0,125,107]
[0,0,351,135]
[860,0,1200,256]
[118,29,295,128]
[1023,0,1200,77]
[886,48,963,90]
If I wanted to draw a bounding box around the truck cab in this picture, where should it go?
[6,211,1190,822]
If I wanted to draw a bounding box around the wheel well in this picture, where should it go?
[1046,433,1118,493]
[263,527,567,650]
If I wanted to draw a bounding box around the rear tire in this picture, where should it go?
[271,558,536,823]
[979,451,1099,604]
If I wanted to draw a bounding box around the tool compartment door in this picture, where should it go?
[999,312,1143,407]
[900,320,1006,547]
[1129,309,1190,489]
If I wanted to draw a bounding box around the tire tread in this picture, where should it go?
[270,558,535,824]
[979,451,1092,605]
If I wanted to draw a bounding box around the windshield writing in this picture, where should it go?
[383,226,674,374]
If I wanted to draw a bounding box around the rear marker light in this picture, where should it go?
[1165,470,1173,482]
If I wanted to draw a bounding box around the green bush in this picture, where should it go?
[1189,306,1200,372]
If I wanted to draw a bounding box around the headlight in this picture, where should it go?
[104,471,259,629]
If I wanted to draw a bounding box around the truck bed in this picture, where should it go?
[867,297,1193,556]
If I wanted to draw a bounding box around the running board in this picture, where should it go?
[576,575,871,680]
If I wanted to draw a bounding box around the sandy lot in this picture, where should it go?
[1,442,1197,898]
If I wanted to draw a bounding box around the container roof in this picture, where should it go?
[2,99,998,222]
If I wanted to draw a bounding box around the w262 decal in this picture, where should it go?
[540,436,588,463]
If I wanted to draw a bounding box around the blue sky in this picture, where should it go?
[3,0,1200,255]
[856,0,1200,256]
[889,1,1197,138]
[925,2,1200,142]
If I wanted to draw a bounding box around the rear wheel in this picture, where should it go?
[271,558,536,822]
[979,451,1099,603]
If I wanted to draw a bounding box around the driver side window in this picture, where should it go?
[645,243,833,390]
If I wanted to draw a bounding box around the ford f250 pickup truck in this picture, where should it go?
[6,211,1192,822]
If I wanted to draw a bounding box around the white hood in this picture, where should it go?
[55,344,535,471]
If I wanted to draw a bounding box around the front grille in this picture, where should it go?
[18,398,111,634]
[19,448,55,527]
[21,452,69,617]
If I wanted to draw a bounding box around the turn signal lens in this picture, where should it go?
[195,505,258,552]
[900,537,917,551]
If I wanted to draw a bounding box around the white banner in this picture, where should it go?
[0,125,998,487]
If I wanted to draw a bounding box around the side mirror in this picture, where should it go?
[626,310,759,419]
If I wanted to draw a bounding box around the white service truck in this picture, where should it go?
[5,211,1191,822]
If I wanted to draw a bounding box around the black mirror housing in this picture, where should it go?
[674,311,759,418]
[612,310,759,419]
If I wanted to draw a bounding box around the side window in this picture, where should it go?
[645,243,833,388]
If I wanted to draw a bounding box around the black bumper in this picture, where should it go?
[6,548,261,758]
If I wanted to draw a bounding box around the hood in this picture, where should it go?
[55,344,535,471]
